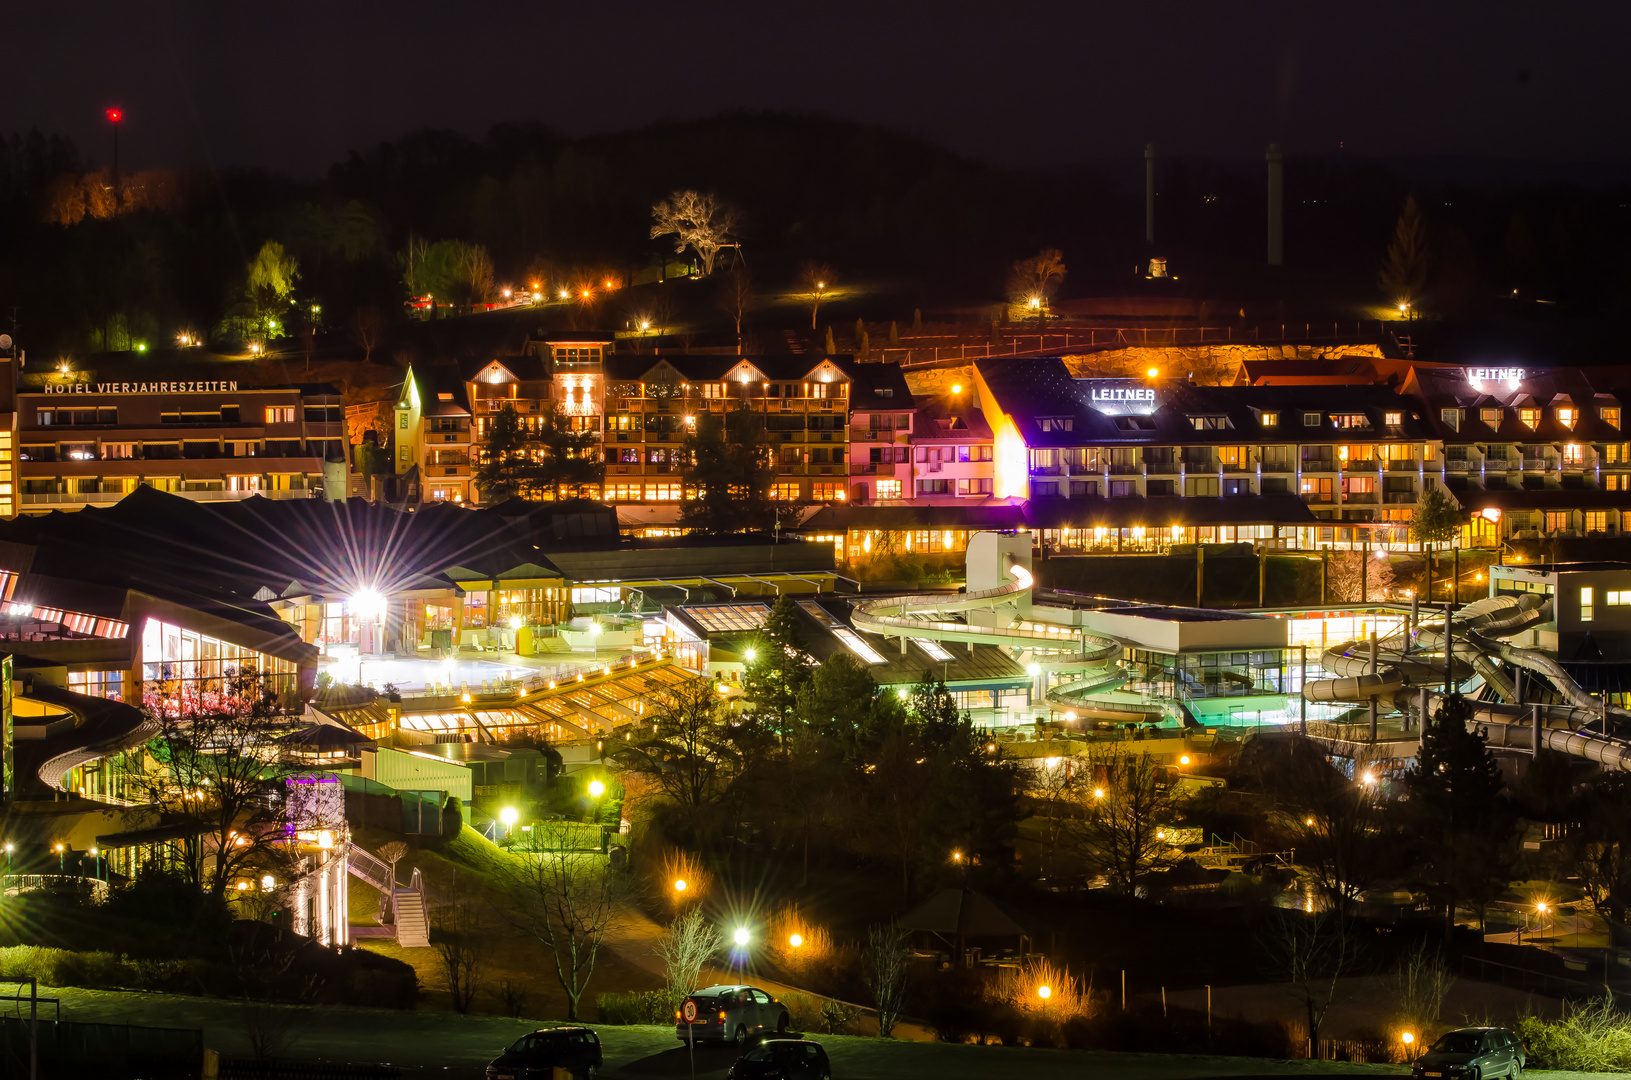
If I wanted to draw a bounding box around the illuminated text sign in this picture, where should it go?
[1465,367,1525,386]
[40,380,240,395]
[1084,380,1160,416]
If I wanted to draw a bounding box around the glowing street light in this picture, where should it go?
[1179,755,1191,766]
[1402,1031,1415,1048]
[510,615,524,630]
[673,878,688,893]
[789,933,803,949]
[500,806,519,835]
[261,875,276,891]
[733,927,751,947]
[1037,985,1052,1000]
[1093,788,1105,799]
[951,384,963,394]
[588,779,606,798]
[349,587,386,620]
[744,648,757,662]
[1146,367,1160,378]
[1537,900,1550,915]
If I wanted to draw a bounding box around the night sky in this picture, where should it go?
[6,2,1628,176]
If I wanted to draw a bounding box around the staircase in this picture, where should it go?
[392,869,430,947]
[344,844,431,947]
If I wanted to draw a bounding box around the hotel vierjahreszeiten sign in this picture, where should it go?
[40,380,241,394]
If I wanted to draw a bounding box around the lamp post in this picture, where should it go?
[500,806,519,839]
[732,926,751,979]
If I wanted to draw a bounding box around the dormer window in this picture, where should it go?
[1480,407,1501,426]
[1332,413,1370,429]
[1602,406,1621,428]
[1518,407,1540,428]
[1036,417,1074,432]
[1189,415,1231,431]
[1384,411,1402,426]
[1261,411,1279,428]
[1557,406,1578,428]
[873,388,894,398]
[1302,412,1323,427]
[1440,407,1461,431]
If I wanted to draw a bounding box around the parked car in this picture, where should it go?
[486,1026,603,1080]
[1411,1027,1525,1080]
[727,1038,832,1080]
[675,984,792,1045]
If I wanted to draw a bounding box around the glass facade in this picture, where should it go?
[141,617,297,710]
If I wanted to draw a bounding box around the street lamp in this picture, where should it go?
[1179,755,1191,766]
[588,779,606,799]
[733,927,751,946]
[789,933,803,949]
[744,648,757,662]
[500,806,519,837]
[673,878,687,894]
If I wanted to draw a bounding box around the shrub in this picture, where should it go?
[596,990,672,1025]
[1518,999,1631,1072]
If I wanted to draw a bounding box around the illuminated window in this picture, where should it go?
[770,483,801,500]
[1481,408,1502,426]
[1605,443,1629,464]
[1585,511,1608,533]
[645,483,682,501]
[874,480,902,499]
[1036,417,1073,432]
[1544,511,1570,533]
[1332,413,1370,429]
[1189,415,1230,431]
[1581,586,1595,622]
[571,586,621,605]
[141,617,296,711]
[1558,406,1578,428]
[1563,444,1586,466]
[1217,446,1245,466]
[811,483,845,501]
[1518,407,1540,428]
[1607,590,1631,607]
[265,407,295,424]
[1384,412,1402,426]
[1608,474,1627,491]
[1261,411,1279,427]
[1440,408,1460,430]
[957,478,993,495]
[603,483,640,501]
[1601,407,1621,428]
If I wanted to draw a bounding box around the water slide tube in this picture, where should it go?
[1302,592,1631,766]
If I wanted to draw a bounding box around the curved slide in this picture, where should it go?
[1302,592,1631,768]
[854,559,1139,719]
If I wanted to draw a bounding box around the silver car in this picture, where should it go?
[675,984,791,1046]
[1412,1027,1526,1080]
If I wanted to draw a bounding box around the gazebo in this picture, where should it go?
[278,723,376,764]
[896,887,1030,969]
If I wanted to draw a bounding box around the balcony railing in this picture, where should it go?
[1260,463,1295,473]
[1445,459,1476,471]
[1384,492,1416,503]
[1144,462,1179,474]
[1109,463,1144,474]
[1029,465,1064,476]
[1344,492,1377,504]
[1386,460,1418,471]
[22,488,314,506]
[852,463,899,476]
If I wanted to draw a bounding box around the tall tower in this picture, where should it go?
[1266,143,1284,266]
[1144,143,1156,246]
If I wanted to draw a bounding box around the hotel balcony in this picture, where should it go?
[851,463,901,476]
[22,488,317,508]
[1383,492,1417,504]
[1029,465,1065,476]
[1344,492,1378,504]
[1386,460,1418,471]
[1108,463,1144,475]
[1144,462,1179,475]
[1260,463,1295,473]
[1444,459,1477,472]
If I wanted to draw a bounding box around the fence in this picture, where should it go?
[874,321,1388,367]
[0,1016,201,1079]
[1459,953,1623,1003]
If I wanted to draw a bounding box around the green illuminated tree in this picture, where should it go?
[1411,486,1463,547]
[473,405,535,503]
[245,240,299,340]
[681,401,774,534]
[741,595,810,732]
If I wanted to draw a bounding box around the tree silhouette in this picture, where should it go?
[1379,196,1431,310]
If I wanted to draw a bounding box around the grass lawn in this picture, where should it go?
[29,986,1614,1080]
[347,825,664,1020]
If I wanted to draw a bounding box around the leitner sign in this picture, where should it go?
[41,380,240,395]
[1465,367,1525,386]
[1083,380,1160,416]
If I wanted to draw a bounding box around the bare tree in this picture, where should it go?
[122,674,299,903]
[716,264,755,353]
[656,908,725,1008]
[376,841,409,883]
[1007,249,1067,323]
[1257,911,1359,1056]
[506,821,623,1021]
[1329,549,1396,603]
[1389,941,1454,1037]
[797,262,836,330]
[431,887,487,1014]
[651,190,740,276]
[349,306,387,364]
[1288,754,1394,915]
[865,924,911,1037]
[1063,747,1182,895]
